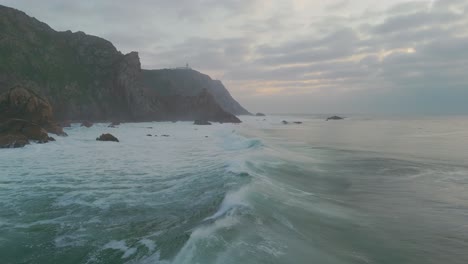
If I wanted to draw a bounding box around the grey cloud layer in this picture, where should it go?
[1,0,467,113]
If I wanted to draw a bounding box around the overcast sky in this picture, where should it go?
[2,0,468,114]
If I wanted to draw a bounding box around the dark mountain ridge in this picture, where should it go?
[0,5,248,123]
[142,69,250,115]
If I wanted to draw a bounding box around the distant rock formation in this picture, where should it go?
[157,89,241,123]
[81,121,93,128]
[326,116,345,121]
[96,133,119,142]
[194,120,212,125]
[60,121,72,128]
[108,121,120,128]
[256,113,266,116]
[282,120,289,124]
[0,5,248,124]
[142,69,251,116]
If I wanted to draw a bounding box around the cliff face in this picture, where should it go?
[155,89,240,122]
[142,69,251,115]
[0,5,247,122]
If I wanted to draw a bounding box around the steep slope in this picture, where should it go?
[0,5,243,123]
[0,5,154,120]
[142,69,251,115]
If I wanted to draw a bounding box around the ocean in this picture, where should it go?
[1,115,467,264]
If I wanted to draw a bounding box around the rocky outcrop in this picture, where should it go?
[96,133,119,142]
[108,121,120,128]
[0,119,55,148]
[0,86,65,148]
[59,121,72,128]
[326,116,344,121]
[81,121,93,128]
[194,120,212,125]
[0,86,52,124]
[256,113,266,116]
[0,134,29,148]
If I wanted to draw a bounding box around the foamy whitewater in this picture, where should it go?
[1,115,468,264]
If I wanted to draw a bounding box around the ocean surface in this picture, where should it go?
[1,115,468,264]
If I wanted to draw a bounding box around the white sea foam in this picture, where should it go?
[205,185,251,221]
[103,240,137,259]
[2,116,468,264]
[139,238,156,252]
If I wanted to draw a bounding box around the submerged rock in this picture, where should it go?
[81,121,94,128]
[294,121,303,124]
[96,133,119,142]
[326,116,344,121]
[282,120,289,125]
[0,134,29,148]
[194,120,212,125]
[108,121,120,128]
[147,134,152,137]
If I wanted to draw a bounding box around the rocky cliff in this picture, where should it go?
[0,5,246,123]
[142,69,251,115]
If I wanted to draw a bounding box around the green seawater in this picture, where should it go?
[1,116,467,263]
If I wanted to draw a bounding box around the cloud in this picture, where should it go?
[325,0,350,11]
[1,0,468,113]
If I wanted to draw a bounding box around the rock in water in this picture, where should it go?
[81,121,94,128]
[0,86,66,136]
[0,134,29,148]
[194,120,212,125]
[0,86,66,148]
[326,116,344,121]
[294,121,303,124]
[0,86,52,124]
[96,133,119,142]
[45,124,68,136]
[60,120,72,128]
[0,119,53,148]
[256,113,266,116]
[108,121,120,128]
[282,120,289,125]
